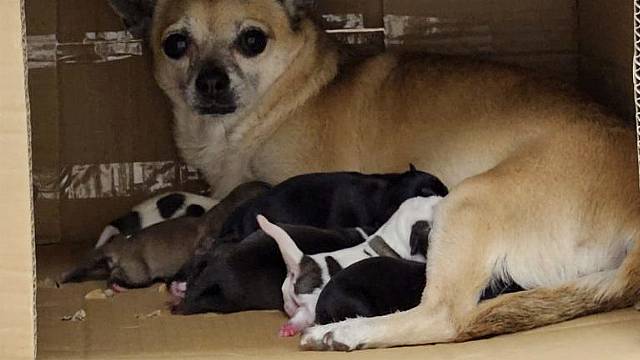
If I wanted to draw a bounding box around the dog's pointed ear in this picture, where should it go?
[409,221,431,257]
[278,0,315,27]
[109,0,156,39]
[409,163,417,173]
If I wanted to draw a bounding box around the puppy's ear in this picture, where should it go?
[409,163,417,172]
[109,0,156,39]
[409,221,431,257]
[279,0,315,28]
[257,215,303,275]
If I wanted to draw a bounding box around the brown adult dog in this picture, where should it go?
[110,0,640,351]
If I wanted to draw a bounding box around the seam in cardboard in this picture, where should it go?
[634,0,640,190]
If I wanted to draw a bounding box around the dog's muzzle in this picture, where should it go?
[194,66,237,115]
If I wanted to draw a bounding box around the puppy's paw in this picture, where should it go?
[300,321,367,351]
[279,323,299,337]
[169,281,187,299]
[111,283,129,293]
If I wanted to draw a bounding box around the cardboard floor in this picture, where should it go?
[36,244,640,360]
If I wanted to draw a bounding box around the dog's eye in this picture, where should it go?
[163,33,189,59]
[237,29,268,57]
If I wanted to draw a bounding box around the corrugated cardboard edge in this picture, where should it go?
[0,0,36,359]
[635,0,640,181]
[21,0,37,355]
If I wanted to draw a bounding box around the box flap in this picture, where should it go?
[0,0,36,358]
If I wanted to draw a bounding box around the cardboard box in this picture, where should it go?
[0,0,638,358]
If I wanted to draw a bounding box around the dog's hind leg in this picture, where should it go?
[457,239,640,341]
[300,155,640,351]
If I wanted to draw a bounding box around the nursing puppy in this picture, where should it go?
[221,166,447,239]
[96,191,218,249]
[61,181,270,289]
[257,196,442,336]
[171,224,368,315]
[111,0,640,350]
[316,257,524,325]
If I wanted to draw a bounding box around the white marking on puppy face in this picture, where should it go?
[95,225,121,249]
[371,196,443,261]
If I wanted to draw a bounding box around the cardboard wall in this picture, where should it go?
[0,0,36,358]
[26,0,210,245]
[578,0,635,120]
[24,0,635,245]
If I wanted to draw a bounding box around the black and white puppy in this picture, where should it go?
[257,196,443,336]
[220,165,448,240]
[315,257,524,325]
[96,191,218,248]
[170,224,370,315]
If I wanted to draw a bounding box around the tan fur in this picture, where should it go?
[145,0,640,350]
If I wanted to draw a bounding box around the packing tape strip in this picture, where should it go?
[26,14,495,69]
[27,31,142,69]
[33,161,206,200]
[383,15,493,53]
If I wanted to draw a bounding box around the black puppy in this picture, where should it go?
[220,165,448,240]
[315,257,524,325]
[171,224,371,315]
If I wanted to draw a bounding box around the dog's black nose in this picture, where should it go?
[195,67,230,98]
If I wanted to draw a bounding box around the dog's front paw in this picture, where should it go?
[300,322,367,351]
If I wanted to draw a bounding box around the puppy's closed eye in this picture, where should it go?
[420,187,435,196]
[201,283,222,298]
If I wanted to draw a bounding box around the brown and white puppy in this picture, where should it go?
[95,191,218,249]
[110,0,640,351]
[60,181,270,290]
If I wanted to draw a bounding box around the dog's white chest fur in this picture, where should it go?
[173,107,248,197]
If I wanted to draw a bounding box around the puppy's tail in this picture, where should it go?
[59,249,110,284]
[457,239,640,341]
[257,215,304,275]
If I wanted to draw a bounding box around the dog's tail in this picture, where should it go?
[257,215,304,275]
[59,248,110,284]
[457,238,640,341]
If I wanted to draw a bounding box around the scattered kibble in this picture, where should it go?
[84,289,108,300]
[135,309,162,320]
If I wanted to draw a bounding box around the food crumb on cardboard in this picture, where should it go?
[135,309,162,320]
[84,289,105,300]
[157,283,167,293]
[84,288,114,300]
[61,309,86,322]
